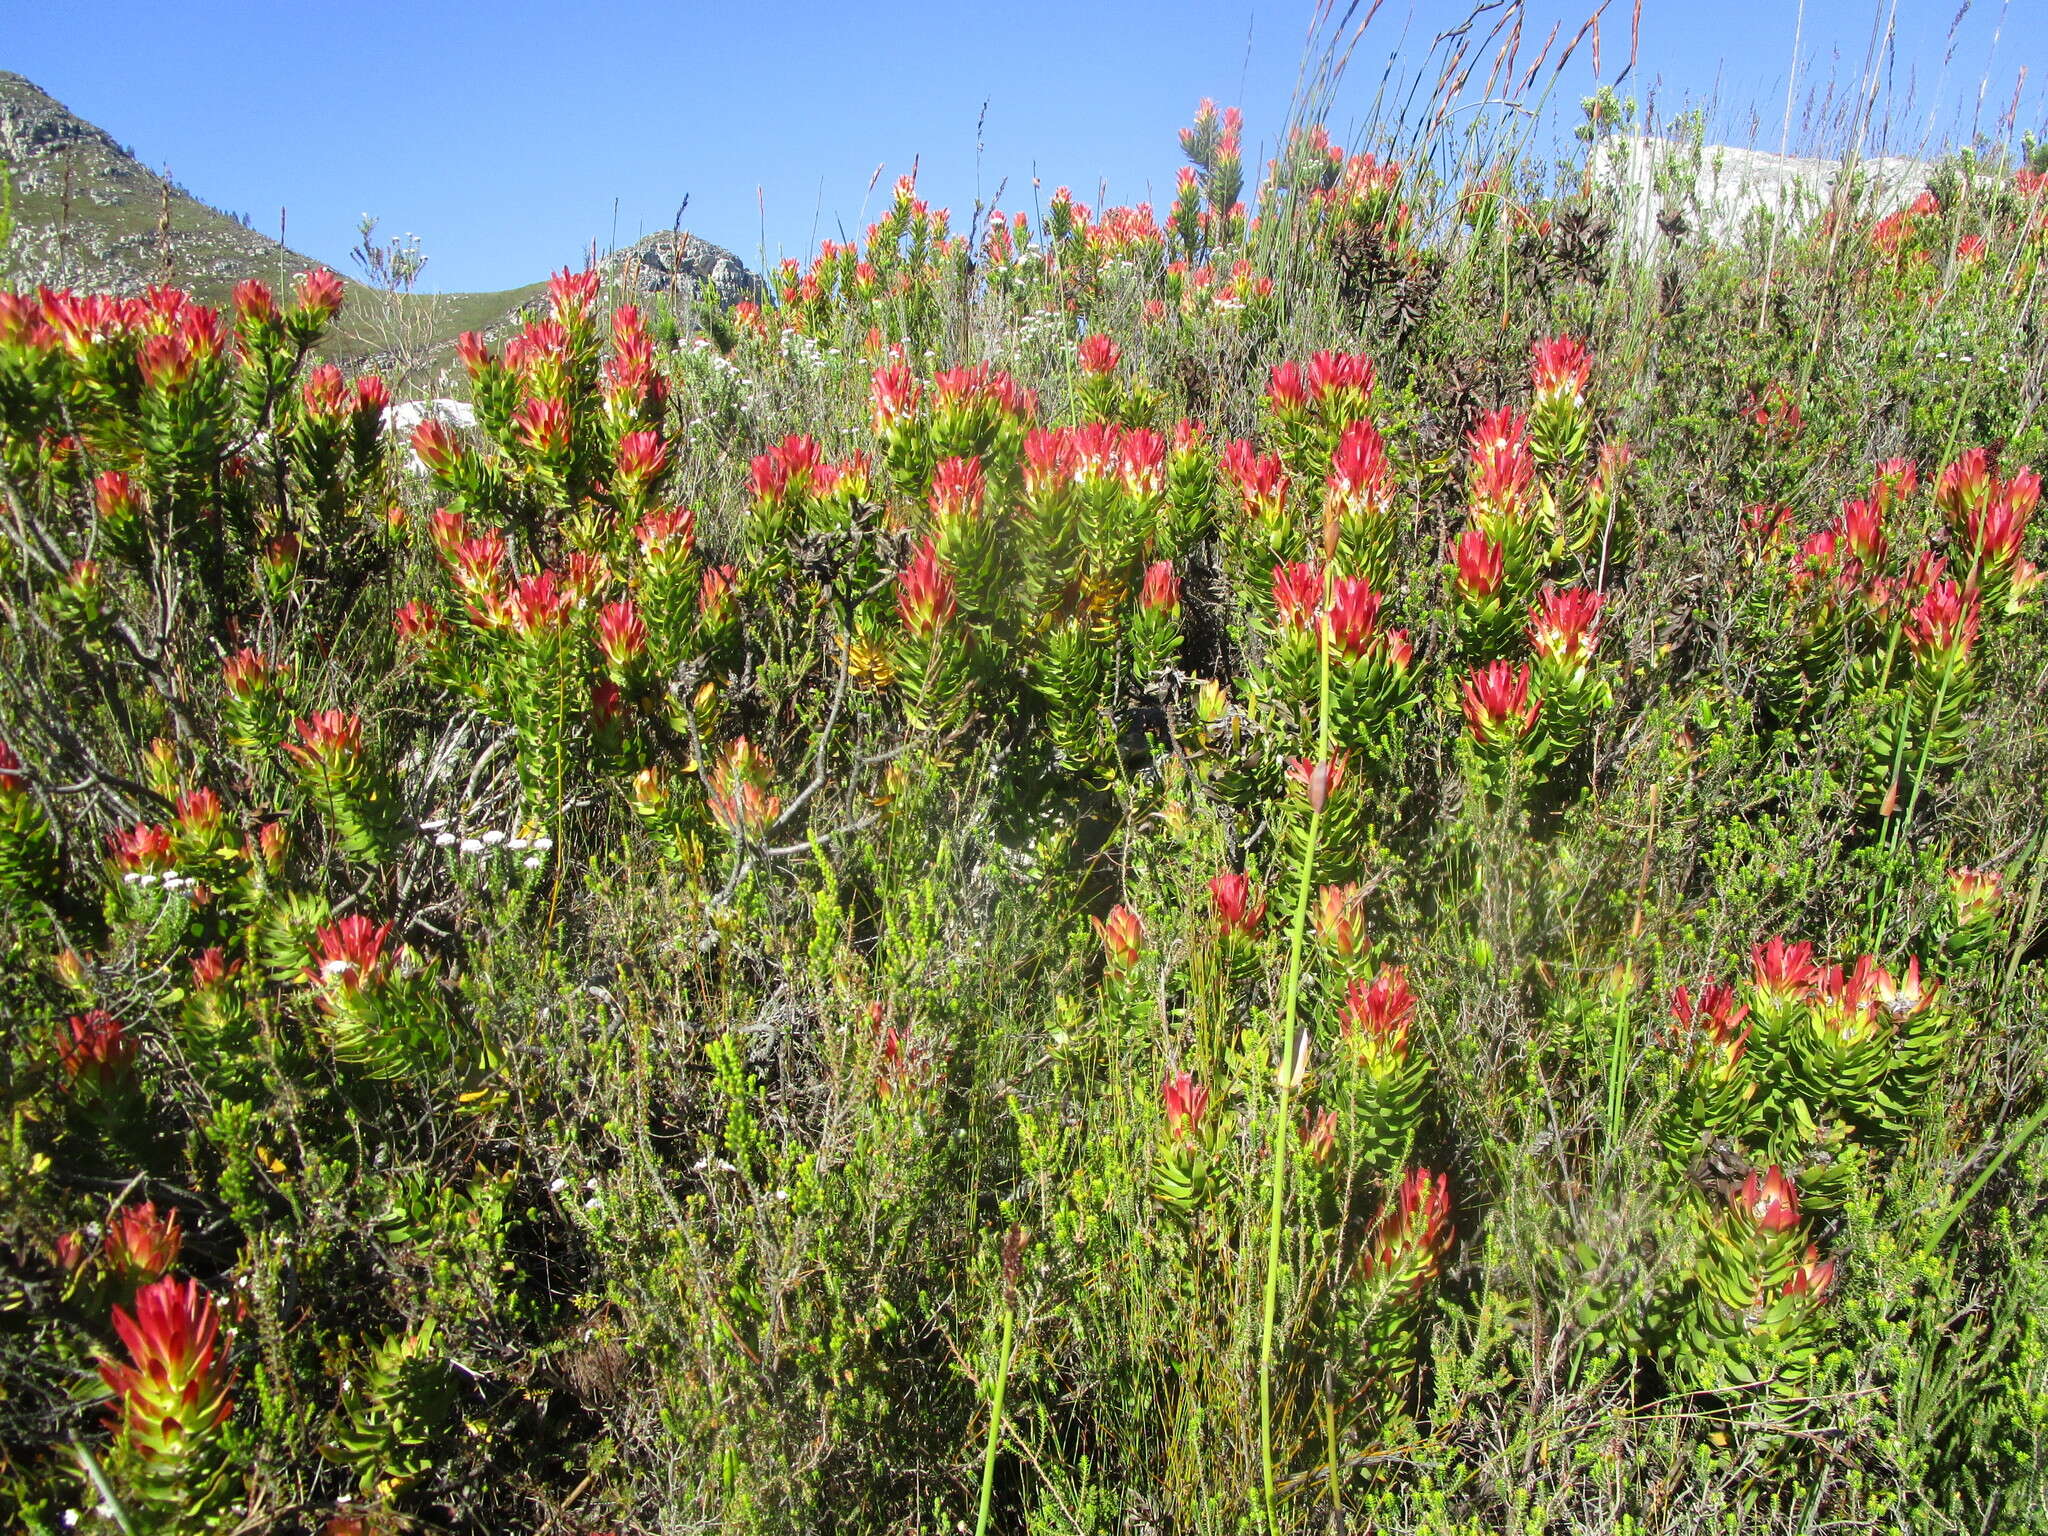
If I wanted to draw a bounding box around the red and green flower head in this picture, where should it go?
[1208,871,1266,941]
[596,598,650,686]
[1092,903,1145,973]
[1528,585,1604,668]
[1466,408,1534,517]
[57,1009,137,1097]
[613,430,670,508]
[231,278,278,333]
[1904,578,1980,665]
[309,914,393,999]
[505,571,574,641]
[93,470,144,541]
[285,709,363,773]
[1160,1070,1211,1142]
[1270,560,1325,633]
[1223,439,1290,526]
[1077,333,1121,376]
[1314,883,1371,969]
[1737,1165,1802,1235]
[290,268,346,335]
[107,821,175,877]
[1872,456,1919,511]
[393,601,451,652]
[1341,964,1416,1058]
[699,564,740,630]
[102,1202,183,1290]
[1359,1167,1454,1292]
[1837,498,1888,575]
[1460,660,1541,749]
[708,737,780,838]
[897,538,958,639]
[1671,981,1750,1049]
[99,1275,235,1479]
[1305,349,1376,426]
[1948,866,2004,930]
[1935,447,1995,523]
[1139,560,1181,617]
[1450,528,1505,602]
[1531,334,1590,409]
[1324,418,1390,519]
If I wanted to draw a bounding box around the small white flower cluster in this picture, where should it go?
[422,817,553,869]
[123,869,200,892]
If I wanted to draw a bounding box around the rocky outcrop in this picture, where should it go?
[600,230,766,307]
[1590,135,1935,255]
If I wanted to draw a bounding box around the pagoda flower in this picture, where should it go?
[1836,498,1888,577]
[302,912,442,1076]
[698,563,740,647]
[393,600,454,665]
[57,1009,137,1108]
[896,537,958,641]
[1313,882,1372,976]
[1298,1107,1339,1171]
[1322,418,1395,582]
[595,598,651,690]
[1021,427,1079,527]
[98,1276,236,1504]
[1208,871,1266,943]
[750,433,825,544]
[1345,1169,1454,1391]
[512,395,574,485]
[284,710,399,864]
[92,468,145,554]
[258,532,300,598]
[1118,427,1168,512]
[1904,578,1980,668]
[1304,349,1376,427]
[1321,576,1415,756]
[1163,418,1217,542]
[1075,332,1124,421]
[169,787,232,869]
[707,737,781,840]
[928,361,1038,464]
[1685,1167,1817,1353]
[1528,334,1592,471]
[1942,867,2007,964]
[1525,586,1609,766]
[1127,560,1182,679]
[102,1202,184,1291]
[50,557,103,631]
[869,360,928,494]
[409,414,487,501]
[1660,979,1756,1150]
[1447,527,1521,661]
[1091,903,1145,974]
[1460,659,1542,758]
[503,570,573,642]
[0,737,60,911]
[1671,981,1750,1048]
[107,821,176,885]
[611,430,670,514]
[1152,1070,1219,1219]
[220,647,294,758]
[1746,935,1820,1041]
[288,266,346,340]
[546,264,603,328]
[1871,456,1918,511]
[183,946,249,1056]
[1222,439,1296,564]
[1265,360,1310,423]
[1335,965,1428,1172]
[1934,447,1995,523]
[230,277,279,335]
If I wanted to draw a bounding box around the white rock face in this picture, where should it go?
[387,399,477,475]
[1589,136,1934,255]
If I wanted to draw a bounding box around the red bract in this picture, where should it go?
[1905,579,1980,660]
[1327,419,1390,504]
[1530,334,1590,399]
[1271,561,1324,632]
[1324,576,1383,660]
[636,506,697,557]
[513,397,572,458]
[393,601,449,645]
[870,363,922,433]
[1160,1071,1210,1140]
[455,331,495,377]
[707,738,780,837]
[99,1276,234,1462]
[506,572,573,638]
[94,470,142,523]
[57,1009,136,1092]
[1341,965,1416,1044]
[1460,660,1540,742]
[1222,440,1288,517]
[231,279,277,327]
[1092,904,1145,971]
[596,599,649,665]
[1872,456,1918,510]
[292,268,345,322]
[615,431,669,485]
[286,710,363,767]
[1750,936,1818,1001]
[1450,529,1505,600]
[1121,428,1167,499]
[1670,982,1750,1046]
[1466,408,1533,509]
[1838,498,1887,571]
[103,1202,183,1287]
[173,788,223,837]
[1314,883,1369,961]
[1077,333,1121,374]
[1736,1166,1801,1233]
[546,265,602,321]
[1023,428,1077,498]
[1209,872,1266,940]
[310,914,391,994]
[1528,585,1603,664]
[699,565,738,625]
[897,540,958,639]
[1306,349,1375,407]
[0,738,23,796]
[1266,360,1308,415]
[1936,448,1993,520]
[410,417,462,476]
[107,823,174,873]
[1139,560,1181,615]
[1359,1168,1454,1284]
[930,455,986,520]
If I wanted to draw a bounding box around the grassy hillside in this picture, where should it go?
[1,75,2047,1536]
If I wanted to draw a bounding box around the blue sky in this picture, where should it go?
[10,1,2044,293]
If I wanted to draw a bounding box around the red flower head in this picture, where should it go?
[513,397,572,459]
[1948,866,2004,926]
[1341,965,1416,1047]
[1530,334,1591,401]
[107,823,174,874]
[173,787,223,839]
[1121,428,1167,501]
[1314,883,1370,962]
[1359,1168,1454,1287]
[98,1276,234,1460]
[285,710,363,768]
[1528,585,1603,665]
[1670,981,1750,1047]
[410,417,462,477]
[1270,561,1325,633]
[1022,428,1078,501]
[1160,1071,1211,1141]
[1286,755,1347,813]
[57,1009,137,1094]
[1323,576,1383,660]
[309,914,391,995]
[1782,1245,1836,1304]
[291,269,346,324]
[1905,578,1980,662]
[1306,350,1375,414]
[231,279,278,328]
[699,564,739,626]
[1450,529,1505,601]
[636,505,697,559]
[1466,408,1534,511]
[1139,560,1181,616]
[0,738,23,797]
[1871,456,1918,511]
[1077,332,1121,375]
[1266,360,1308,416]
[103,1202,183,1288]
[1222,440,1289,520]
[930,455,986,522]
[870,362,922,434]
[1936,448,1994,521]
[352,374,391,418]
[1838,498,1888,572]
[505,571,573,638]
[707,737,780,837]
[546,265,602,323]
[1092,904,1145,972]
[449,532,507,602]
[93,470,143,526]
[1299,1107,1338,1167]
[596,599,649,666]
[1209,872,1266,940]
[897,538,958,639]
[1749,935,1818,1003]
[455,330,495,378]
[615,430,669,487]
[1736,1165,1802,1233]
[1326,419,1390,510]
[393,601,450,647]
[1460,660,1540,744]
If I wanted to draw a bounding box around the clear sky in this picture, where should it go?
[9,1,2043,294]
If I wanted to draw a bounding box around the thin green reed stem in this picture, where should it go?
[1870,662,1956,957]
[1259,580,1336,1534]
[973,1300,1017,1536]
